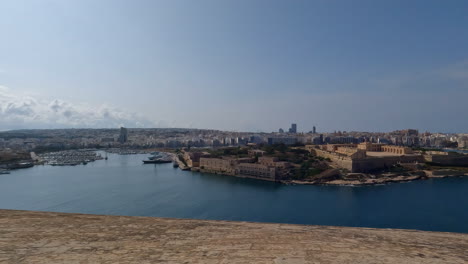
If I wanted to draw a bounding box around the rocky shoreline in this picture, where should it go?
[287,171,468,186]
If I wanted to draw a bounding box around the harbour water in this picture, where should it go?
[0,153,467,233]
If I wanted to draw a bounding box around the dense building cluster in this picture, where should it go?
[0,126,466,154]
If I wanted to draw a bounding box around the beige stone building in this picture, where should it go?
[358,142,384,152]
[199,156,286,181]
[381,145,413,155]
[248,149,266,157]
[273,161,291,169]
[199,157,255,176]
[182,151,209,168]
[258,156,291,169]
[306,143,423,173]
[324,144,357,152]
[199,158,237,175]
[457,136,468,148]
[336,147,367,159]
[258,156,279,166]
[236,163,277,181]
[356,142,413,155]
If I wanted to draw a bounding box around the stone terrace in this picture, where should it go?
[0,210,467,263]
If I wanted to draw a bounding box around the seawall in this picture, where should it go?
[0,209,467,263]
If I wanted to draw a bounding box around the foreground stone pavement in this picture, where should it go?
[0,210,467,263]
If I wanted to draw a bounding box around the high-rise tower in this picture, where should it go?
[288,123,297,133]
[118,127,128,143]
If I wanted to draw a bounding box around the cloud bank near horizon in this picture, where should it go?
[0,86,159,130]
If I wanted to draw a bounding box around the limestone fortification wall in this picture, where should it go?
[424,154,468,166]
[314,149,353,171]
[352,155,425,173]
[315,149,424,173]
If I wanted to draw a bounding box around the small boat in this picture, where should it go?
[0,170,10,174]
[173,162,179,168]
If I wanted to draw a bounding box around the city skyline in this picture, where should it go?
[1,0,468,132]
[0,124,466,135]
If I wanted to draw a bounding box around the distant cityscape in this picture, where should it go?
[0,124,467,151]
[1,124,467,183]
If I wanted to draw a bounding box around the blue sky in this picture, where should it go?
[1,0,467,132]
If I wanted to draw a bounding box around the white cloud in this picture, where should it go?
[0,85,159,130]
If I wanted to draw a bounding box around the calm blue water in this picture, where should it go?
[1,153,467,233]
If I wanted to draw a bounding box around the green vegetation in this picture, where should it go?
[289,148,309,155]
[260,144,288,154]
[292,161,324,180]
[291,142,305,147]
[272,152,304,164]
[208,147,249,158]
[257,144,310,164]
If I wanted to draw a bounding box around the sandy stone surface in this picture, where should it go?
[0,209,467,263]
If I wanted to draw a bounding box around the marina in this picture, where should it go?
[38,150,104,166]
[142,152,173,164]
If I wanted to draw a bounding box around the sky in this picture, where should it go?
[1,0,468,133]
